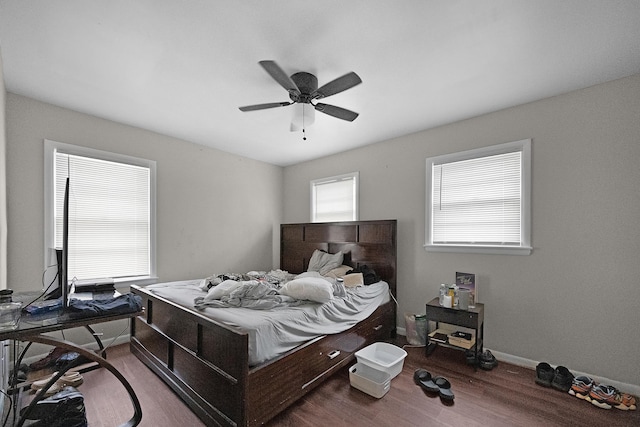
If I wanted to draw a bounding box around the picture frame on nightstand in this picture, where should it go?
[456,271,476,308]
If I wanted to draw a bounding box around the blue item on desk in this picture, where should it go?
[67,294,142,319]
[23,299,63,315]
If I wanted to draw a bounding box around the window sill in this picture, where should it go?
[424,244,532,256]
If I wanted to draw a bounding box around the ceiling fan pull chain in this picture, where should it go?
[302,105,307,141]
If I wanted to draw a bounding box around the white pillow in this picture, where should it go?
[205,279,243,300]
[307,250,344,275]
[295,271,323,279]
[279,277,334,303]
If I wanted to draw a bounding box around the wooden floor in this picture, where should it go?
[33,341,639,427]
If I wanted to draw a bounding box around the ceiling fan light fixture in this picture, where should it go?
[291,103,315,132]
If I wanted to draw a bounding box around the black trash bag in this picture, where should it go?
[346,265,379,285]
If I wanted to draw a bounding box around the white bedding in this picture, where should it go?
[144,279,390,366]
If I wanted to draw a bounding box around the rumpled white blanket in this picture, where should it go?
[194,280,301,310]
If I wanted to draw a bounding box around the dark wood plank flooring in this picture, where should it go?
[51,341,639,426]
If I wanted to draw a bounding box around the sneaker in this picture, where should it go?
[535,362,554,387]
[569,376,596,400]
[29,347,69,371]
[589,384,637,410]
[619,392,637,411]
[551,366,574,392]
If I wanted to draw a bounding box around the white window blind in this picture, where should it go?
[425,139,531,255]
[433,151,521,244]
[54,151,152,281]
[311,172,358,222]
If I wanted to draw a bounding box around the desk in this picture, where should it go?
[0,298,142,427]
[424,297,484,369]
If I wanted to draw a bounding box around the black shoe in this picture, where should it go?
[551,366,574,392]
[479,350,498,370]
[465,350,478,365]
[535,362,554,387]
[29,347,69,371]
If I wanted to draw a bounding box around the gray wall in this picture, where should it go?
[283,74,640,389]
[5,93,283,348]
[6,93,283,287]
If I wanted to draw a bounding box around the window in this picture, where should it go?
[44,140,157,285]
[425,139,531,255]
[311,172,359,223]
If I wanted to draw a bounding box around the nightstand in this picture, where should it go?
[424,297,484,369]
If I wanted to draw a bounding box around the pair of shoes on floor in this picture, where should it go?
[569,376,637,410]
[31,371,84,396]
[535,362,574,392]
[21,386,88,427]
[479,350,498,370]
[464,350,498,370]
[414,368,455,402]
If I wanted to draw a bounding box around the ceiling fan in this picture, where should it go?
[239,60,362,123]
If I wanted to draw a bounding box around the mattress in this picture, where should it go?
[144,279,390,365]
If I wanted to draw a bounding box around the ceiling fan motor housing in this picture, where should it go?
[290,72,318,103]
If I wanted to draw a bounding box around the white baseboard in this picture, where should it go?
[396,330,640,396]
[21,334,131,367]
[490,349,640,397]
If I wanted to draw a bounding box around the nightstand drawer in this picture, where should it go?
[427,306,478,328]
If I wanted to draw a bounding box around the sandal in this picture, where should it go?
[414,369,455,402]
[422,375,455,401]
[413,369,433,389]
[434,377,455,401]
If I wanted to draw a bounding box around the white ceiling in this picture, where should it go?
[1,1,639,166]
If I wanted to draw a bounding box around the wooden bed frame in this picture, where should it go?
[130,220,397,427]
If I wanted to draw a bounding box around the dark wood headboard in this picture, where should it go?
[280,220,397,298]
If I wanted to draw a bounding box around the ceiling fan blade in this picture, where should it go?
[314,103,359,121]
[239,101,292,112]
[312,72,362,99]
[259,60,301,96]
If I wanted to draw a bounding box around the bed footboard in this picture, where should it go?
[130,285,250,426]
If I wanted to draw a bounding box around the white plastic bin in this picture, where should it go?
[355,342,407,379]
[349,362,391,398]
